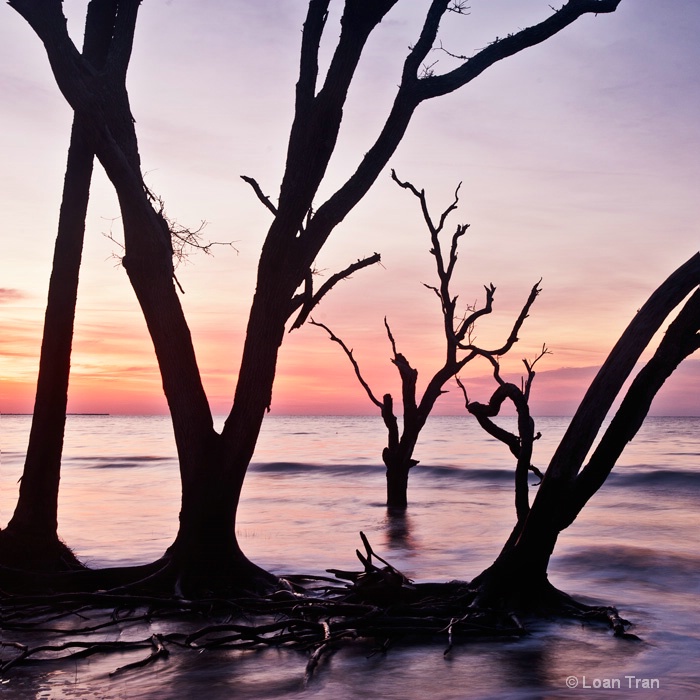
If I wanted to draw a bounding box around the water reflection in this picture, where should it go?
[2,416,700,697]
[382,507,415,550]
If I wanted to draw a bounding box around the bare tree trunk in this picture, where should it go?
[471,254,700,608]
[383,442,420,510]
[1,0,116,571]
[1,120,93,569]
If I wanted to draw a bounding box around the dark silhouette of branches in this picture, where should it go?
[314,173,541,507]
[290,253,382,330]
[458,344,549,522]
[309,318,385,410]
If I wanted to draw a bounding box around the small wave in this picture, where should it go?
[87,460,157,469]
[608,469,700,490]
[251,461,321,473]
[250,462,380,475]
[76,455,175,469]
[417,465,522,483]
[71,455,172,463]
[558,545,700,584]
[249,461,530,483]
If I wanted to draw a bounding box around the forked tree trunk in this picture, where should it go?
[166,252,301,590]
[471,254,700,609]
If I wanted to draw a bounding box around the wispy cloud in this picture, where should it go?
[0,288,26,304]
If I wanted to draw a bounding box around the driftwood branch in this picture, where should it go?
[0,531,638,680]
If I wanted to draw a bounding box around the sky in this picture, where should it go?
[1,0,699,417]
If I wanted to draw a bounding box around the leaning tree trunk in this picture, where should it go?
[1,119,92,571]
[1,1,116,571]
[471,253,700,610]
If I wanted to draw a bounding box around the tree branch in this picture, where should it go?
[401,0,451,86]
[309,319,384,409]
[290,253,381,330]
[384,319,419,420]
[9,0,93,106]
[522,344,550,401]
[455,284,496,345]
[241,175,278,217]
[459,365,543,523]
[276,0,400,240]
[461,379,524,458]
[82,0,118,69]
[305,0,622,257]
[105,0,140,81]
[295,0,331,113]
[417,0,623,101]
[461,281,541,355]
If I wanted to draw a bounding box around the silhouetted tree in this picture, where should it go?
[0,0,117,571]
[469,252,700,611]
[313,171,540,509]
[5,0,624,594]
[458,345,548,523]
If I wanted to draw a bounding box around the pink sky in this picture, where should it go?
[1,1,699,417]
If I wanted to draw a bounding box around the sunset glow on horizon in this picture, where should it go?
[1,1,699,419]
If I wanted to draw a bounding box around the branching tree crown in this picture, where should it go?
[313,172,541,508]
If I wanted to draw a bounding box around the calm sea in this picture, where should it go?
[1,414,699,698]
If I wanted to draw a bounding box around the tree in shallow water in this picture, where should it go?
[0,0,119,572]
[2,0,624,595]
[313,171,541,510]
[467,252,700,613]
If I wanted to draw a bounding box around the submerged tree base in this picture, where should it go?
[0,534,640,681]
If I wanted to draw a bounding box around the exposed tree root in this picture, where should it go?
[0,534,640,682]
[0,544,279,599]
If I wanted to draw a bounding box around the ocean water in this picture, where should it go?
[1,414,699,698]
